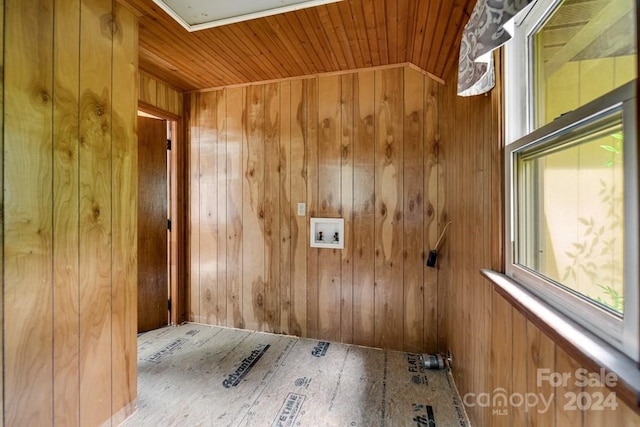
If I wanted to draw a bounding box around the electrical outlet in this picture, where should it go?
[297,203,306,216]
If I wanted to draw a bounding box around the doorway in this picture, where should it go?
[137,111,178,332]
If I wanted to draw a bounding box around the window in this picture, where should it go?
[531,0,637,128]
[505,0,639,361]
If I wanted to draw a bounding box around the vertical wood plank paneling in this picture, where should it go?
[423,77,439,352]
[435,68,451,354]
[226,87,245,329]
[3,3,138,425]
[53,0,80,424]
[199,91,218,324]
[279,81,293,335]
[340,74,354,344]
[138,71,183,117]
[512,309,528,427]
[189,93,201,322]
[290,79,307,337]
[455,90,469,400]
[264,82,281,332]
[242,85,266,331]
[491,51,505,271]
[316,75,342,341]
[374,67,404,350]
[352,70,376,347]
[216,91,228,325]
[156,80,167,112]
[436,61,489,426]
[140,72,157,106]
[489,292,513,427]
[584,386,640,426]
[526,321,556,427]
[111,2,138,421]
[402,66,424,353]
[458,93,472,413]
[4,1,54,424]
[476,91,492,427]
[186,65,447,354]
[305,78,320,338]
[79,0,113,423]
[0,0,4,419]
[555,347,583,427]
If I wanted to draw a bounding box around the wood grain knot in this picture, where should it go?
[101,13,120,39]
[39,90,51,104]
[258,209,264,218]
[432,142,440,157]
[385,142,393,159]
[248,169,255,178]
[92,206,101,220]
[410,111,420,122]
[341,144,349,159]
[364,115,373,127]
[321,118,330,128]
[380,203,386,216]
[426,205,433,217]
[395,212,402,222]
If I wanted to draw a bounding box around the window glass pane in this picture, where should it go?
[515,109,624,315]
[533,0,637,128]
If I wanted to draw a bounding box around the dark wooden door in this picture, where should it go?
[138,116,169,332]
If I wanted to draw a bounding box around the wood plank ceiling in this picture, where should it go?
[121,0,477,91]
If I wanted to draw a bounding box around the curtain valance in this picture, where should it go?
[457,0,534,96]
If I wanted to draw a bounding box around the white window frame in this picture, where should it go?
[504,0,639,361]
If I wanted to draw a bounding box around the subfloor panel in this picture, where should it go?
[122,323,469,426]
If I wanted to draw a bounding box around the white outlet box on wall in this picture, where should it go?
[310,217,344,249]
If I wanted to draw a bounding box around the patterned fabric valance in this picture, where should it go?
[457,0,534,96]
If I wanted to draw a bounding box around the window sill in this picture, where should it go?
[480,268,640,413]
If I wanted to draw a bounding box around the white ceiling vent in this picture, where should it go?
[152,0,342,32]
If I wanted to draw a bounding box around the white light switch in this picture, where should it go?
[297,203,306,216]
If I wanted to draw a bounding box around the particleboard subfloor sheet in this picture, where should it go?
[121,323,469,426]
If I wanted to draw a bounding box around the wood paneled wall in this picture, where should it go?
[437,54,640,426]
[2,1,138,425]
[187,65,442,352]
[139,71,183,117]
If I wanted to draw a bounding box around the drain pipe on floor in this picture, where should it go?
[420,351,453,370]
